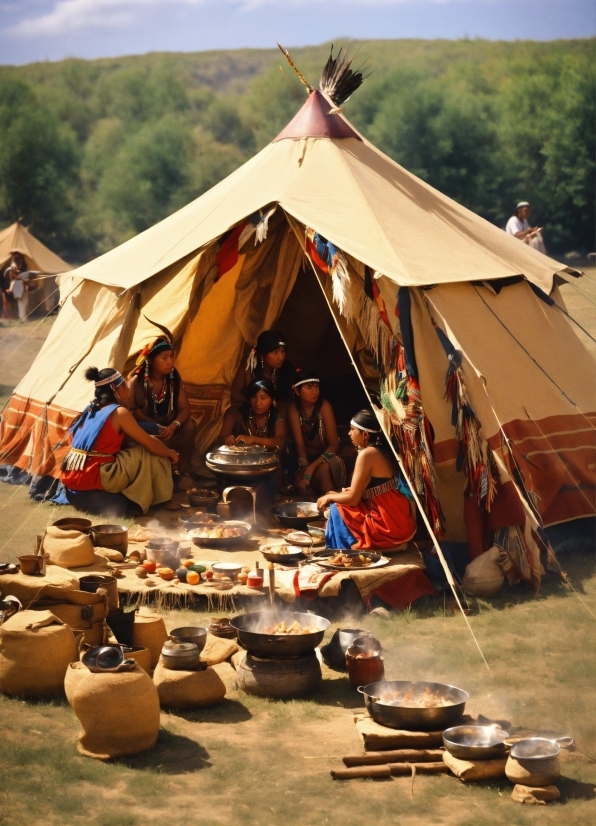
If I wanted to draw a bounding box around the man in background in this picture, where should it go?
[506,201,546,253]
[2,250,32,320]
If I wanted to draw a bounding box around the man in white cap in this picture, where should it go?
[505,202,544,251]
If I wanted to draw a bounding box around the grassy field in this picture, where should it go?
[0,274,594,825]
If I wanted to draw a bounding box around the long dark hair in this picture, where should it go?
[352,409,390,450]
[85,367,120,410]
[132,338,180,418]
[293,368,323,440]
[242,379,278,437]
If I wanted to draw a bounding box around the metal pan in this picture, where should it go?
[272,502,320,529]
[443,725,509,759]
[259,544,305,565]
[509,736,574,761]
[188,520,251,547]
[358,680,469,731]
[230,611,330,658]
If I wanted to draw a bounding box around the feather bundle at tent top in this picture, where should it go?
[277,42,369,107]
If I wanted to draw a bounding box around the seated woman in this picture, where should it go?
[231,329,294,408]
[61,367,179,517]
[317,409,416,550]
[286,369,346,497]
[128,324,195,486]
[216,379,285,508]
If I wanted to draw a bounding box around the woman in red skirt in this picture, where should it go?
[317,410,416,550]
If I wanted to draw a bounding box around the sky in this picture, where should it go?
[0,0,594,65]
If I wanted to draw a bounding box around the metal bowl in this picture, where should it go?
[510,737,574,761]
[188,520,251,547]
[187,489,219,510]
[52,517,92,533]
[169,626,208,653]
[307,520,327,541]
[230,611,330,659]
[443,725,509,759]
[358,680,469,731]
[212,561,243,581]
[260,544,304,565]
[206,445,279,478]
[272,502,320,529]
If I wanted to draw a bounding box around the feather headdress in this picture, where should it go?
[319,45,369,109]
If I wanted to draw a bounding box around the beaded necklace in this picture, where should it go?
[298,400,324,443]
[247,412,269,438]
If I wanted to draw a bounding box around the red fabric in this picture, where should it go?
[464,480,526,559]
[216,222,246,280]
[366,569,437,611]
[337,489,417,550]
[305,236,329,273]
[61,416,123,492]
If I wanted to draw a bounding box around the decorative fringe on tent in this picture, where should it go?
[379,347,445,536]
[305,228,355,321]
[238,206,277,250]
[493,524,543,593]
[357,290,393,367]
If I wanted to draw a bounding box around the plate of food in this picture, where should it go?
[272,501,320,529]
[259,544,305,564]
[187,520,251,547]
[313,550,389,570]
[266,528,322,546]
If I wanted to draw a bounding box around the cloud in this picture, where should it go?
[7,0,463,38]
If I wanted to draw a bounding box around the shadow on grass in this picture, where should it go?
[117,728,211,774]
[172,698,253,724]
[559,776,596,803]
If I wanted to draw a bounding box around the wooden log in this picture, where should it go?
[331,765,392,780]
[343,749,445,767]
[388,762,449,776]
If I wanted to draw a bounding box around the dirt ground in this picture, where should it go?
[0,274,595,825]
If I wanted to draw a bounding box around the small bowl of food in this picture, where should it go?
[188,521,251,547]
[211,562,243,581]
[187,488,219,510]
[306,520,327,541]
[260,544,304,565]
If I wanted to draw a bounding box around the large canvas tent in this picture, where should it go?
[0,221,72,312]
[1,89,594,565]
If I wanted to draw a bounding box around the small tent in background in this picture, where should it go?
[0,221,72,314]
[1,50,594,590]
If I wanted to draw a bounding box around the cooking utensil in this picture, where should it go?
[208,618,237,639]
[188,520,251,548]
[169,626,207,653]
[259,544,304,565]
[211,562,243,581]
[509,736,574,761]
[314,551,389,571]
[442,725,509,760]
[306,520,327,541]
[186,488,219,510]
[321,627,371,671]
[161,640,200,670]
[206,444,279,479]
[230,611,330,658]
[52,517,92,533]
[222,486,257,524]
[272,502,320,529]
[81,645,135,673]
[179,513,223,531]
[18,555,47,576]
[358,680,469,731]
[90,524,128,553]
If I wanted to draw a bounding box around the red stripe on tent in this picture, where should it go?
[216,222,247,281]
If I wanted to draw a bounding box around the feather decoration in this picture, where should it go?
[330,251,354,321]
[143,316,174,345]
[276,43,314,94]
[319,45,369,107]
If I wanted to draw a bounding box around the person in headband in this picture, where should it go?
[317,409,416,551]
[61,366,180,517]
[128,317,195,487]
[231,328,294,409]
[286,368,345,496]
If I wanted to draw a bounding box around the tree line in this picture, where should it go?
[0,39,593,264]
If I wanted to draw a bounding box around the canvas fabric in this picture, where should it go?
[153,661,226,709]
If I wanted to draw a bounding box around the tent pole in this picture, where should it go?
[306,259,493,672]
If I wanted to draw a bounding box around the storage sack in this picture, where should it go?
[0,566,79,604]
[153,661,226,709]
[463,546,505,598]
[511,784,561,805]
[442,750,507,781]
[132,610,168,668]
[43,526,95,568]
[0,610,76,698]
[201,633,239,666]
[34,588,109,629]
[68,663,160,759]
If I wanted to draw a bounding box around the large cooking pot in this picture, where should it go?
[443,725,509,760]
[206,445,279,479]
[272,502,320,529]
[230,611,330,659]
[358,680,469,731]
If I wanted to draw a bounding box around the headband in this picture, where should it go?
[251,380,275,396]
[95,371,124,388]
[293,377,320,389]
[149,339,173,356]
[350,418,381,434]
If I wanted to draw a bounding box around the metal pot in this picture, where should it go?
[81,645,135,673]
[443,725,509,760]
[230,611,330,659]
[188,520,251,548]
[52,517,92,533]
[206,444,279,479]
[358,680,469,731]
[272,502,320,529]
[90,524,128,553]
[161,640,200,670]
[169,626,207,653]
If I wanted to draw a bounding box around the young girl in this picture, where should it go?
[218,379,285,452]
[231,329,294,408]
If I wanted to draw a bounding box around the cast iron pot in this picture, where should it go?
[230,611,330,659]
[358,680,469,731]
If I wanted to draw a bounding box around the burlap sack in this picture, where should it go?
[34,588,109,629]
[132,610,168,668]
[69,663,160,759]
[463,546,505,598]
[0,566,79,604]
[93,547,124,563]
[64,660,87,706]
[511,784,561,805]
[127,646,152,674]
[153,661,226,708]
[355,714,444,750]
[201,633,239,666]
[442,750,507,781]
[0,610,76,698]
[43,526,95,568]
[74,622,110,648]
